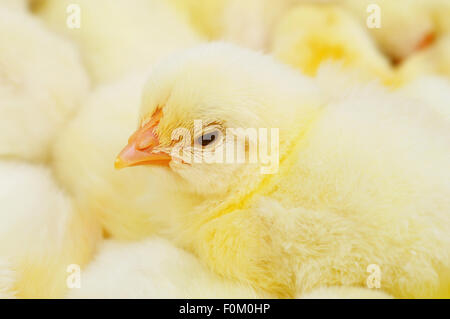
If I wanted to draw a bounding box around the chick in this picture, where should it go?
[0,161,101,298]
[168,0,297,50]
[271,4,393,83]
[0,7,89,162]
[116,43,450,298]
[394,35,450,85]
[52,72,198,240]
[167,0,227,40]
[340,0,435,62]
[34,0,202,85]
[67,238,262,298]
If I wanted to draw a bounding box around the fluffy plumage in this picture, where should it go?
[0,161,100,298]
[0,7,89,162]
[271,4,393,82]
[35,0,202,85]
[119,43,450,298]
[398,76,450,122]
[67,238,262,298]
[52,73,197,240]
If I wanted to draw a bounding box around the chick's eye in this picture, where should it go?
[197,130,219,147]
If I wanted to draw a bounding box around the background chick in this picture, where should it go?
[271,3,393,83]
[0,161,101,298]
[340,0,434,62]
[169,0,303,50]
[67,238,263,298]
[117,43,450,298]
[394,35,450,85]
[34,0,202,85]
[52,72,199,240]
[0,7,89,162]
[167,0,228,41]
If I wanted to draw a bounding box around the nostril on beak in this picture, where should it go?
[137,132,157,150]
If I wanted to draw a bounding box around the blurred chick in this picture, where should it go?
[271,4,393,83]
[116,43,450,298]
[169,0,297,50]
[52,73,198,240]
[167,0,227,40]
[34,0,202,85]
[394,35,450,85]
[340,0,435,62]
[0,7,89,162]
[0,161,101,298]
[67,238,262,298]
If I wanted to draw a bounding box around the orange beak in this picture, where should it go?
[115,108,171,169]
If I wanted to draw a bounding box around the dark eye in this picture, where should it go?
[197,130,219,147]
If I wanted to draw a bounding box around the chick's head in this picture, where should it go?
[116,43,322,196]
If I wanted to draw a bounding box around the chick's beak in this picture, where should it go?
[115,109,171,169]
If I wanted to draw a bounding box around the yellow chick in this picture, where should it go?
[271,4,393,83]
[67,238,262,298]
[52,72,198,240]
[116,43,450,298]
[168,0,297,50]
[394,35,450,85]
[340,0,435,62]
[0,7,89,162]
[167,0,227,40]
[0,161,101,298]
[34,0,202,85]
